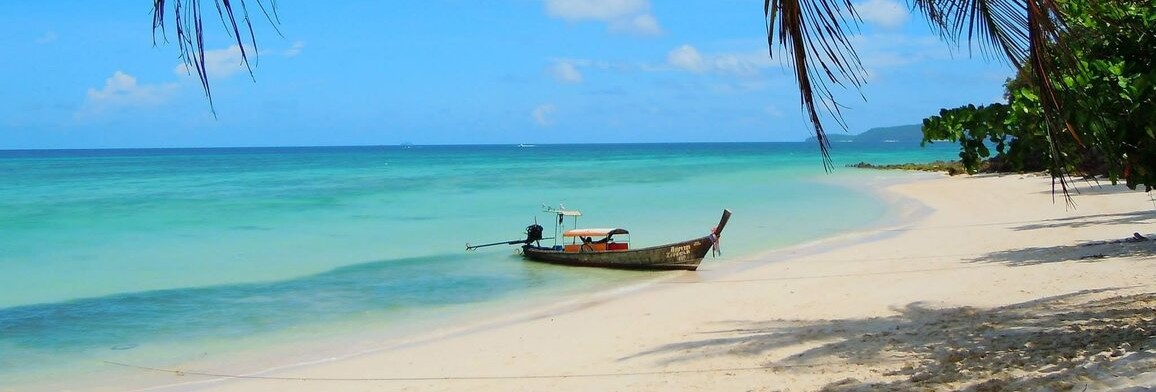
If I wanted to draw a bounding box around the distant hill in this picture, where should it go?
[805,124,924,144]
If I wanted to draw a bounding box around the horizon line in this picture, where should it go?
[0,140,824,152]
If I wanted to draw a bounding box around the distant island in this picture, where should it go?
[805,124,923,144]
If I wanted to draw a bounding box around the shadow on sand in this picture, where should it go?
[966,233,1156,266]
[1009,210,1156,232]
[623,289,1156,391]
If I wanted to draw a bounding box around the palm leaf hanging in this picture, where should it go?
[152,0,281,115]
[766,0,1070,178]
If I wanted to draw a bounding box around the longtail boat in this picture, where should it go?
[468,206,730,271]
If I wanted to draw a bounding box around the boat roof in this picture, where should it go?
[563,228,629,237]
[555,209,582,217]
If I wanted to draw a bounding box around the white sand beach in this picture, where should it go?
[139,173,1156,391]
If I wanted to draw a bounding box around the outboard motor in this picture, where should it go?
[524,224,545,245]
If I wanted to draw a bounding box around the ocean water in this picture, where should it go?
[0,142,958,389]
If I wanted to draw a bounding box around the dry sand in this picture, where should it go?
[140,173,1156,391]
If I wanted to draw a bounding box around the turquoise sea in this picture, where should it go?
[0,142,958,390]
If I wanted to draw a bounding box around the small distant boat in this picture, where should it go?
[468,206,731,271]
[517,144,537,148]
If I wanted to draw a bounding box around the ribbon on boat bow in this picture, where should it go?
[709,226,721,257]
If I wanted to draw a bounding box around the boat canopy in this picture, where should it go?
[556,209,582,217]
[563,228,629,237]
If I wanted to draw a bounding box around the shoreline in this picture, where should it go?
[16,171,918,392]
[111,171,928,391]
[38,172,1156,391]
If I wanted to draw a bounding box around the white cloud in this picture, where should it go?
[173,45,250,79]
[550,61,584,83]
[667,45,705,73]
[77,71,178,118]
[611,14,661,35]
[173,43,303,80]
[545,0,662,36]
[855,0,909,29]
[284,41,305,57]
[712,53,764,77]
[667,45,772,76]
[532,104,557,126]
[546,0,647,20]
[85,72,172,104]
[831,33,956,82]
[35,32,57,45]
[853,33,945,69]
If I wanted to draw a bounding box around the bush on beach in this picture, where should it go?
[919,0,1156,191]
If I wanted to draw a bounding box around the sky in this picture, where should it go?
[1,0,1015,149]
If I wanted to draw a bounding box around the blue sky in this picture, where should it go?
[1,0,1013,149]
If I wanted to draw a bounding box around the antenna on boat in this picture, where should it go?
[542,203,582,248]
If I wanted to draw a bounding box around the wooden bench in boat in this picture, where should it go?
[563,242,630,252]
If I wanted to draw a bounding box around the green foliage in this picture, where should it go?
[1054,0,1156,191]
[922,0,1156,191]
[922,104,1006,173]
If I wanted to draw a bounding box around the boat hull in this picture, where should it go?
[520,235,716,271]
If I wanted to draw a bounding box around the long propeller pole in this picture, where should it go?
[466,236,554,251]
[465,239,527,251]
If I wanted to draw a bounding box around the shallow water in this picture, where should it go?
[0,142,958,387]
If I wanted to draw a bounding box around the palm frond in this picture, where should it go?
[152,0,280,115]
[767,0,1077,200]
[1026,0,1076,204]
[765,0,868,171]
[914,0,1074,201]
[911,0,1067,71]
